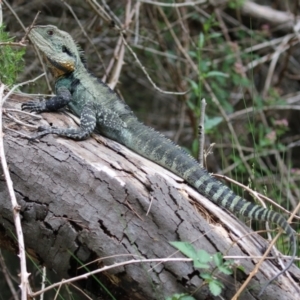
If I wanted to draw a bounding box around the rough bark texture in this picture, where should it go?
[0,95,299,299]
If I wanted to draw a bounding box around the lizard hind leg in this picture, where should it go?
[31,104,97,141]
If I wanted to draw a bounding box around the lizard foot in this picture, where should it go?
[21,100,46,113]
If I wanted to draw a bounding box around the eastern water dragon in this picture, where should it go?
[21,25,297,296]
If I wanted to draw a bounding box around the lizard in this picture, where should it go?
[21,25,297,296]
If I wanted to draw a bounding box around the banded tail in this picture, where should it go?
[125,118,296,294]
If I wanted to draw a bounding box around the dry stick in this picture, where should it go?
[232,233,288,300]
[68,282,93,300]
[102,36,123,83]
[134,0,141,45]
[5,108,42,119]
[4,111,38,129]
[40,266,46,300]
[3,0,26,31]
[84,0,112,23]
[29,257,193,297]
[0,85,30,299]
[198,98,206,167]
[0,41,27,46]
[245,37,299,71]
[100,0,123,27]
[0,9,39,47]
[140,0,207,7]
[106,0,131,89]
[90,0,135,86]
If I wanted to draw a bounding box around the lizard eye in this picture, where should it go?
[47,30,54,36]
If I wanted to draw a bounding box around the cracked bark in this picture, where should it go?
[0,95,299,300]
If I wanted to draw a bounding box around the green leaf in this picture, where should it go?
[196,249,211,263]
[205,116,223,131]
[213,252,223,267]
[209,280,224,296]
[200,272,212,280]
[193,260,210,269]
[165,293,196,300]
[170,242,197,259]
[186,99,196,111]
[205,71,229,78]
[218,265,233,275]
[237,265,245,272]
[198,32,205,49]
[187,78,199,97]
[193,249,211,268]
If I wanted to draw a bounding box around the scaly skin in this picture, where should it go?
[22,25,296,295]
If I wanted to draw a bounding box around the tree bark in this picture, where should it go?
[0,94,299,300]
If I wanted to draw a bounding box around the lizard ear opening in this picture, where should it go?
[62,45,73,57]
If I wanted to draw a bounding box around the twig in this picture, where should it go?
[4,126,33,139]
[105,0,132,89]
[4,111,38,129]
[5,108,42,119]
[68,282,93,300]
[0,41,27,46]
[29,257,193,297]
[40,266,46,300]
[146,195,154,216]
[20,11,40,44]
[139,0,206,7]
[0,84,30,299]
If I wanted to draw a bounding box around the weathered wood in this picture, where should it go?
[0,95,299,299]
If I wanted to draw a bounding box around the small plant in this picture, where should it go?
[168,241,237,297]
[166,293,196,300]
[0,25,25,86]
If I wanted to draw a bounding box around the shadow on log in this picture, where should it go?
[0,94,299,299]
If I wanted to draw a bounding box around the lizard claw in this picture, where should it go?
[21,100,46,113]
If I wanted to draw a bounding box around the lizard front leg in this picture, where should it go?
[21,87,72,113]
[29,103,97,140]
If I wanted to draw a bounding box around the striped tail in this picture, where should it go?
[125,119,296,294]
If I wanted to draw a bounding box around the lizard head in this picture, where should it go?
[28,25,83,78]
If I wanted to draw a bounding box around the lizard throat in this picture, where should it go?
[45,56,75,78]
